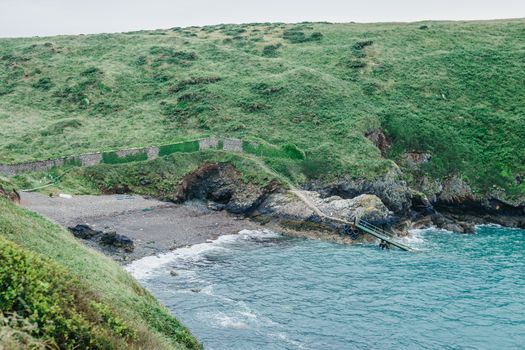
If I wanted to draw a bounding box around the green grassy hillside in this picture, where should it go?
[0,194,200,349]
[0,20,524,196]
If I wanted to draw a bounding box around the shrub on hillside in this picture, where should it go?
[221,27,246,36]
[310,32,323,41]
[0,237,137,349]
[149,47,198,66]
[0,313,46,349]
[341,58,367,69]
[282,29,323,43]
[135,56,147,66]
[171,76,221,93]
[282,144,305,160]
[262,44,282,57]
[32,77,54,91]
[80,67,104,79]
[251,82,283,95]
[240,101,270,112]
[353,40,373,50]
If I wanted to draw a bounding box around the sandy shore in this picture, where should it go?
[20,192,263,262]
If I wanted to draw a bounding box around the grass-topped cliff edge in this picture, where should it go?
[0,20,524,198]
[0,179,201,349]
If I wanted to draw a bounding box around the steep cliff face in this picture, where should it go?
[416,176,525,229]
[173,163,280,214]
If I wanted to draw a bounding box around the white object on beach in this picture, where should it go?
[58,193,73,199]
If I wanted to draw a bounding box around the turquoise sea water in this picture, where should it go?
[128,226,525,350]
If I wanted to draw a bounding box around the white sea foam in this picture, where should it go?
[401,229,426,244]
[126,229,280,280]
[215,314,249,329]
[409,226,457,235]
[477,223,503,228]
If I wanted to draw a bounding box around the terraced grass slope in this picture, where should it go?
[0,20,524,196]
[0,189,200,349]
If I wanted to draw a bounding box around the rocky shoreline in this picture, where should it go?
[171,162,525,235]
[15,163,525,263]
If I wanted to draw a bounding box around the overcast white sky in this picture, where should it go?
[1,0,524,38]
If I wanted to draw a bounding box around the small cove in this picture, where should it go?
[128,226,525,349]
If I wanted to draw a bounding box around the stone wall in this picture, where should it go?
[199,137,219,151]
[79,153,103,167]
[146,147,160,160]
[223,138,243,152]
[0,138,241,176]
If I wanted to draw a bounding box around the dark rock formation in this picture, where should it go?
[306,171,413,216]
[174,162,279,215]
[100,231,134,252]
[69,224,101,239]
[68,224,134,252]
[431,213,476,233]
[416,176,525,229]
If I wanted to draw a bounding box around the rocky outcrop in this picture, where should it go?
[256,190,396,240]
[306,170,413,216]
[415,175,525,229]
[69,224,100,239]
[404,152,432,166]
[174,162,279,215]
[303,170,525,231]
[365,129,391,156]
[68,224,134,252]
[99,231,134,252]
[430,213,476,234]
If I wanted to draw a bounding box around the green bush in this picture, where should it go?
[352,40,373,50]
[283,29,323,43]
[242,141,304,160]
[282,143,305,160]
[171,76,221,93]
[149,47,198,65]
[0,237,136,349]
[251,82,283,95]
[262,44,282,57]
[80,67,103,79]
[32,77,54,91]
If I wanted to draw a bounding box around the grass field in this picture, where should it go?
[1,20,524,195]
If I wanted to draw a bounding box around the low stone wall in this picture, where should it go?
[0,138,225,176]
[80,153,103,167]
[223,138,243,152]
[0,137,303,176]
[0,159,66,176]
[199,138,219,150]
